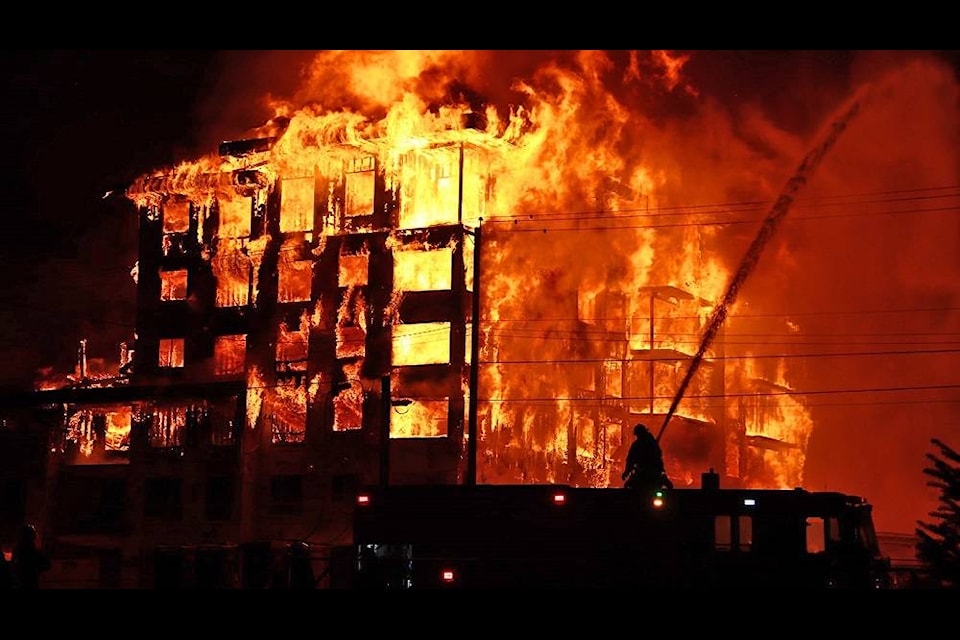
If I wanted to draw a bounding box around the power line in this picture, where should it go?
[681,397,960,411]
[489,330,960,342]
[492,304,960,321]
[482,184,960,221]
[455,396,960,412]
[482,187,960,223]
[486,204,960,233]
[469,347,960,364]
[473,382,960,403]
[487,332,960,348]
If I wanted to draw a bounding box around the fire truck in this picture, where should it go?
[347,472,891,589]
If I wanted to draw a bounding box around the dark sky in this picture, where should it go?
[0,51,315,384]
[0,51,215,383]
[1,50,958,536]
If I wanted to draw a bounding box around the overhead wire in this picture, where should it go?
[481,186,960,224]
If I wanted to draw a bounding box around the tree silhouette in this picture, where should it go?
[915,438,960,588]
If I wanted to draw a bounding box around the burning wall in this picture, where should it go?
[55,398,239,464]
[60,405,131,462]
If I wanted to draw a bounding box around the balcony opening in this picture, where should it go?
[280,175,315,233]
[392,323,451,366]
[390,399,449,438]
[278,259,312,303]
[339,253,369,288]
[345,158,375,218]
[214,334,246,376]
[163,199,190,234]
[159,269,188,301]
[158,338,185,369]
[393,248,453,291]
[217,195,251,238]
[214,241,251,307]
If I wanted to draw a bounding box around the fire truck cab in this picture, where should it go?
[349,476,891,589]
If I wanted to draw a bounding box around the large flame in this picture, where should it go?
[126,50,953,499]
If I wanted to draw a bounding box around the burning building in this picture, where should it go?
[3,50,825,587]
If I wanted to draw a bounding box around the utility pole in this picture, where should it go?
[380,374,391,488]
[457,142,464,224]
[466,220,482,485]
[649,292,655,415]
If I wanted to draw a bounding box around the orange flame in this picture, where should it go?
[127,51,836,491]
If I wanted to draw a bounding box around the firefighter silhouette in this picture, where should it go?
[622,424,673,491]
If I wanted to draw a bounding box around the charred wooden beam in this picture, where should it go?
[127,171,234,198]
[219,137,277,158]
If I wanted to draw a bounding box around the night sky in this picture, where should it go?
[0,51,318,384]
[1,50,958,537]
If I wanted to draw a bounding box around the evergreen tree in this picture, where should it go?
[915,438,960,588]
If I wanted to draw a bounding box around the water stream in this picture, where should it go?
[657,91,867,443]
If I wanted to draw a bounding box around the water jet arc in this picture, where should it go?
[656,92,866,444]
